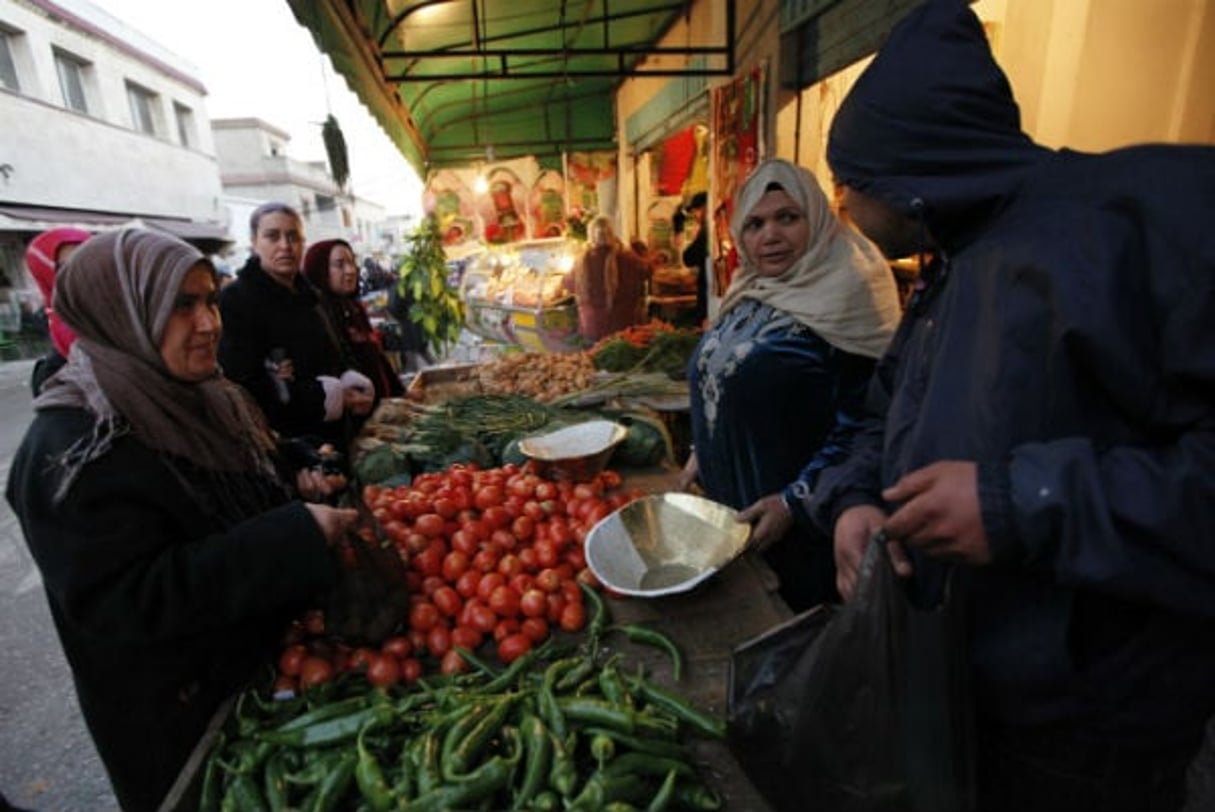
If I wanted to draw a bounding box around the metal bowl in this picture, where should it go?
[518,420,628,482]
[585,492,751,597]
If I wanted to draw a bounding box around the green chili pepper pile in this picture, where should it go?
[201,614,725,811]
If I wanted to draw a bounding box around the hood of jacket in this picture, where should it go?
[827,0,1054,249]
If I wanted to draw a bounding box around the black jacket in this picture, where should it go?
[811,0,1215,744]
[218,256,347,445]
[5,408,337,811]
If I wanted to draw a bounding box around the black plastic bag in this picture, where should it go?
[727,537,974,812]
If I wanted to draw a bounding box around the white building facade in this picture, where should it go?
[0,0,231,346]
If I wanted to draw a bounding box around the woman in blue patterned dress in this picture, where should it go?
[679,159,901,610]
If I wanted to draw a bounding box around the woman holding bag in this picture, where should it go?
[6,229,356,811]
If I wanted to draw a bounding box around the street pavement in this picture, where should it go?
[0,360,119,812]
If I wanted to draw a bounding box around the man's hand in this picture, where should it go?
[834,504,890,601]
[882,460,990,565]
[737,494,793,551]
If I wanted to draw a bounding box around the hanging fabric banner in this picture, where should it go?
[710,61,766,294]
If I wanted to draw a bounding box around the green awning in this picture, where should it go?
[288,1,733,174]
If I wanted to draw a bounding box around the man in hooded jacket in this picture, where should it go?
[800,1,1215,809]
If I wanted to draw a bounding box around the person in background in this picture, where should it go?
[218,203,374,453]
[677,159,900,611]
[303,238,403,404]
[5,229,357,811]
[806,2,1215,809]
[386,275,435,375]
[564,215,652,343]
[24,227,91,395]
[680,191,710,325]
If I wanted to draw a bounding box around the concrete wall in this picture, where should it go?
[0,0,223,220]
[771,0,1214,201]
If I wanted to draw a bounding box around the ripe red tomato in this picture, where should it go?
[496,633,533,664]
[433,586,462,618]
[409,601,440,632]
[449,529,478,556]
[511,515,535,541]
[481,505,510,530]
[519,588,548,618]
[413,548,444,578]
[432,497,458,519]
[517,547,539,572]
[520,616,549,643]
[466,601,498,634]
[494,618,521,643]
[535,568,561,593]
[415,513,446,538]
[441,648,470,675]
[533,539,559,569]
[474,485,505,511]
[381,636,412,660]
[455,569,481,599]
[365,653,401,687]
[427,624,452,658]
[535,481,558,501]
[349,646,378,671]
[497,553,523,578]
[489,528,517,551]
[559,601,587,633]
[401,657,423,683]
[277,643,308,677]
[473,548,501,574]
[442,550,471,581]
[298,656,334,689]
[451,624,483,651]
[487,585,520,618]
[476,572,507,603]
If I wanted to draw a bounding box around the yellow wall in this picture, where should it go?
[771,0,1213,197]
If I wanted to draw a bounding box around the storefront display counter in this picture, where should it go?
[460,238,585,353]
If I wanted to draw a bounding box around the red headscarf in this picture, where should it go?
[26,228,92,357]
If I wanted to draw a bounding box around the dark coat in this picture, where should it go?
[811,0,1215,745]
[5,408,337,811]
[688,299,873,610]
[218,256,347,446]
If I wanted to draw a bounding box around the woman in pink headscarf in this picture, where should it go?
[26,227,91,394]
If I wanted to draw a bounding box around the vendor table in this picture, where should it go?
[159,465,791,811]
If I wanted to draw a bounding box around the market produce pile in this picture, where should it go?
[274,464,640,692]
[201,573,725,811]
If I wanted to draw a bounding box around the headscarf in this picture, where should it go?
[303,238,375,341]
[573,216,622,307]
[26,228,92,357]
[35,229,279,504]
[717,159,902,359]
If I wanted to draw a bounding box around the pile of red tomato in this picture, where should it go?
[272,461,644,694]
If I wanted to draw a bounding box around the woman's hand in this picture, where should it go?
[294,468,346,502]
[675,453,700,492]
[737,494,794,551]
[343,387,375,416]
[304,504,358,546]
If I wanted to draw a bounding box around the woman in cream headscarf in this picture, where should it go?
[679,159,901,611]
[6,229,356,811]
